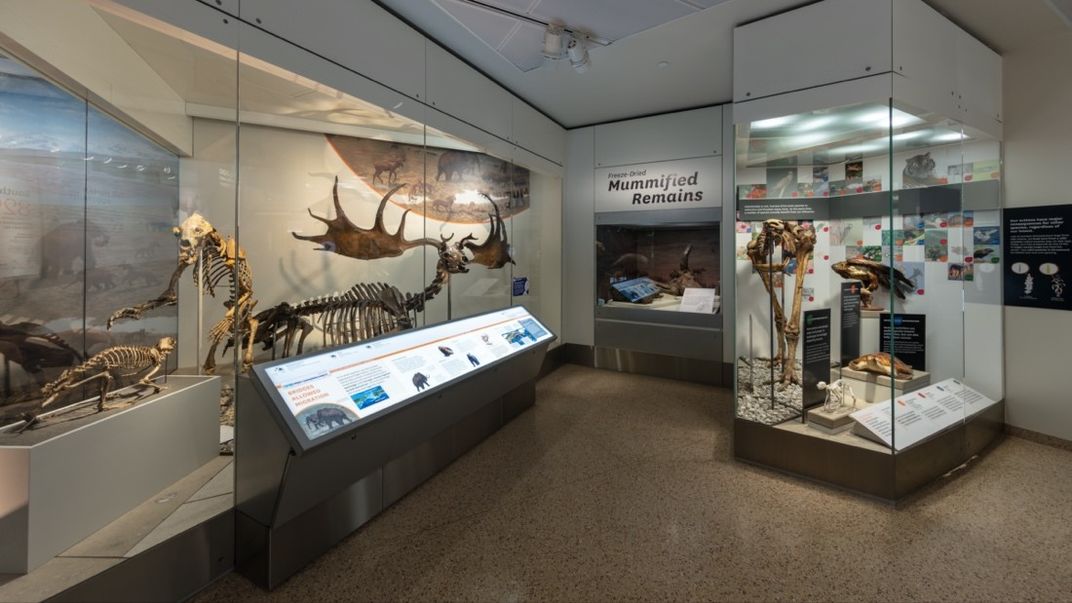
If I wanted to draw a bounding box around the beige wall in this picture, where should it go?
[1002,29,1072,441]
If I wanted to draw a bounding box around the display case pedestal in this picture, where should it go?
[0,375,220,574]
[841,368,930,403]
[807,400,877,434]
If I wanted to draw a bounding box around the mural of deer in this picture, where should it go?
[373,155,405,185]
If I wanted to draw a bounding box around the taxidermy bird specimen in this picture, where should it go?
[830,258,914,309]
[746,219,816,385]
[108,214,258,374]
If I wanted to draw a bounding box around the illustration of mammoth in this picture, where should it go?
[306,406,352,431]
[436,150,477,182]
[413,372,430,391]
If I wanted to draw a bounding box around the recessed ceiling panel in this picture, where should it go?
[527,0,696,41]
[498,21,547,72]
[440,0,520,49]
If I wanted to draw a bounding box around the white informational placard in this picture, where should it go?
[594,157,721,213]
[262,307,553,442]
[678,287,719,313]
[851,378,999,451]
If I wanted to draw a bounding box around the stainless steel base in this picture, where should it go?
[735,400,1005,502]
[564,343,724,386]
[236,341,550,591]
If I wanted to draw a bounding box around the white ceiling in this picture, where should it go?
[383,0,1068,129]
[436,0,733,72]
[925,0,1067,53]
[381,0,812,127]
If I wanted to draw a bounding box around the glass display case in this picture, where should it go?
[596,223,720,314]
[733,95,1004,498]
[0,0,561,575]
[0,0,561,432]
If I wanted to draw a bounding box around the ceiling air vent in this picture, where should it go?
[1044,0,1072,28]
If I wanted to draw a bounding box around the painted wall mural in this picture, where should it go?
[326,134,530,224]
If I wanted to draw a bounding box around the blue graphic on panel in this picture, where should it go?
[352,385,390,410]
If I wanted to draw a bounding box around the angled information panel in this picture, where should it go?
[251,306,554,453]
[851,378,999,451]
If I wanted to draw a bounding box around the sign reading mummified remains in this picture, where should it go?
[594,156,721,213]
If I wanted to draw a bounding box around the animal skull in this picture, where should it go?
[173,213,216,265]
[438,234,470,274]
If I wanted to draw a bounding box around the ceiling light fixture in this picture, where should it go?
[542,24,563,59]
[932,131,968,142]
[566,34,589,74]
[751,115,795,130]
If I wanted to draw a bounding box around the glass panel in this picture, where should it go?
[235,54,429,361]
[595,224,720,313]
[734,100,900,453]
[0,52,87,409]
[0,2,239,441]
[508,158,566,332]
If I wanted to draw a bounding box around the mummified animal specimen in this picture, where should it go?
[830,258,914,309]
[241,234,471,358]
[293,176,440,259]
[461,198,514,269]
[108,214,259,374]
[0,320,82,388]
[847,352,914,379]
[658,245,706,296]
[746,219,816,384]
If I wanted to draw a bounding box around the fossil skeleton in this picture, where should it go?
[817,379,858,414]
[461,198,515,269]
[239,234,471,358]
[107,214,258,374]
[293,176,440,260]
[746,219,816,384]
[847,352,913,379]
[830,258,914,309]
[3,337,175,430]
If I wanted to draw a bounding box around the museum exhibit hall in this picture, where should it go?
[0,0,1069,601]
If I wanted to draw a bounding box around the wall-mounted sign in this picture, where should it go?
[1003,204,1072,311]
[594,157,721,213]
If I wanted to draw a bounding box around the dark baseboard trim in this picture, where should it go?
[1006,425,1072,452]
[559,343,728,387]
[537,345,567,380]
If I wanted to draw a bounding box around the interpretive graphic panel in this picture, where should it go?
[879,313,926,370]
[1003,205,1071,310]
[802,309,831,409]
[851,378,998,451]
[840,282,862,364]
[258,307,553,442]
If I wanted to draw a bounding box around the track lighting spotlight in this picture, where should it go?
[567,34,589,74]
[542,24,563,59]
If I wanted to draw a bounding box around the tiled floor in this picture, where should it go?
[197,364,1072,602]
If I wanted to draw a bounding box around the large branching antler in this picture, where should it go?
[463,195,515,269]
[293,176,440,260]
